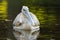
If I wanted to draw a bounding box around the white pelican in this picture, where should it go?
[13,6,40,32]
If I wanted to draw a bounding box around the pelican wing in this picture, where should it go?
[13,13,22,26]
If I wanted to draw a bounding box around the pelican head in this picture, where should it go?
[21,6,29,13]
[21,6,34,25]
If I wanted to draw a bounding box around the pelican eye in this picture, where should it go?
[23,9,26,11]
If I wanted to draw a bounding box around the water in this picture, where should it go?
[13,30,39,40]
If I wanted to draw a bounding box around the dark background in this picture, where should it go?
[0,0,60,40]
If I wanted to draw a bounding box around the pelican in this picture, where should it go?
[13,6,40,32]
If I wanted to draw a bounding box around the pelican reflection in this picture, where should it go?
[13,30,39,40]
